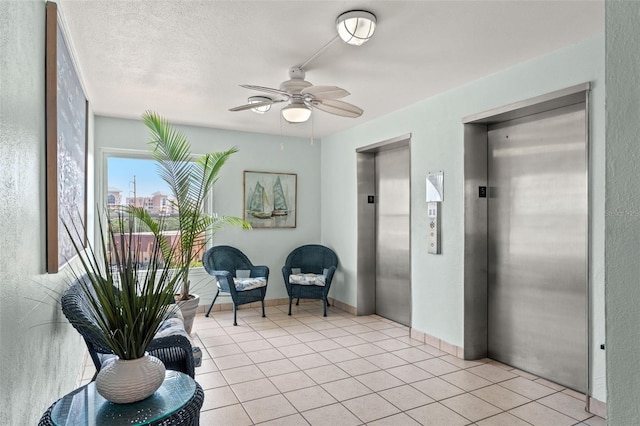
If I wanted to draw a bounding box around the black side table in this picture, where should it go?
[38,370,204,425]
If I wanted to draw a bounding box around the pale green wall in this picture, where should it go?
[0,1,93,423]
[605,1,640,424]
[321,35,606,402]
[94,117,321,304]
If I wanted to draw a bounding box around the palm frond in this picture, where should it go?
[143,111,193,204]
[123,205,172,261]
[137,112,251,299]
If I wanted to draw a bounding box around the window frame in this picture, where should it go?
[100,148,213,271]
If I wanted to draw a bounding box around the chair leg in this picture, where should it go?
[288,297,293,316]
[233,303,238,326]
[323,298,327,317]
[205,289,220,317]
[261,299,266,318]
[296,297,300,306]
[326,297,331,307]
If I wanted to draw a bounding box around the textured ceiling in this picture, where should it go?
[58,0,603,138]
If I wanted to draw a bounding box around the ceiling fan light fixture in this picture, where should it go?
[248,96,272,113]
[281,103,312,123]
[336,10,377,46]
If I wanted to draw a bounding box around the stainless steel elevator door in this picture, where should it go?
[487,103,587,392]
[375,147,411,326]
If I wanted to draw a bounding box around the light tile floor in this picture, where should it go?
[80,301,606,426]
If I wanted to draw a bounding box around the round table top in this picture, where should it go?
[50,370,196,426]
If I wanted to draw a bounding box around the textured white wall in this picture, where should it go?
[605,1,640,423]
[321,35,606,401]
[0,1,92,423]
[94,116,321,305]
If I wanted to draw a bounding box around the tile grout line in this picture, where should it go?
[190,302,603,425]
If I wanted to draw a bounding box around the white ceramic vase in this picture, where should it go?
[95,354,166,404]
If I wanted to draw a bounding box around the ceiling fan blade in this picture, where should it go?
[300,85,350,99]
[310,99,363,118]
[240,84,290,98]
[229,99,284,112]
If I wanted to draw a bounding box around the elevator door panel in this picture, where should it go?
[487,103,587,392]
[375,147,411,326]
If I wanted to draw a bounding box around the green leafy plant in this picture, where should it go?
[65,213,186,360]
[128,111,250,302]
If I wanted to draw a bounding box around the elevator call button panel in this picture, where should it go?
[427,202,441,254]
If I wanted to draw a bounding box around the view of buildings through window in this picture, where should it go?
[107,157,205,267]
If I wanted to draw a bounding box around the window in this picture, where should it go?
[107,156,207,268]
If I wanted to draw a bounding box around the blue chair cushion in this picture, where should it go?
[154,310,202,368]
[289,273,326,286]
[155,311,189,340]
[231,277,268,291]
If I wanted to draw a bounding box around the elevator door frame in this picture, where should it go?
[356,134,412,320]
[462,83,591,393]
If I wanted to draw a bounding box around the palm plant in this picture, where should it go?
[129,111,250,302]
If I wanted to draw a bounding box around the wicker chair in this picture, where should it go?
[61,281,195,378]
[202,245,269,326]
[282,244,338,316]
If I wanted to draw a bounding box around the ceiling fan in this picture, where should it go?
[229,67,364,123]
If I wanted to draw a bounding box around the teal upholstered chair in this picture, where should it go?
[202,246,269,326]
[282,244,338,316]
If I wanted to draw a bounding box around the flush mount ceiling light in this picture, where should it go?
[336,10,377,46]
[281,102,312,123]
[248,96,272,113]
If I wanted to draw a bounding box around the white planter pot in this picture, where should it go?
[177,294,199,335]
[95,354,166,404]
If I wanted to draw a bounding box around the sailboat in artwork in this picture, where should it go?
[271,176,288,216]
[247,182,272,219]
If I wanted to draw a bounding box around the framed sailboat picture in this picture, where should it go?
[243,171,297,228]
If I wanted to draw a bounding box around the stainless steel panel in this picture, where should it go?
[463,123,489,359]
[487,103,587,392]
[357,152,376,315]
[375,146,411,326]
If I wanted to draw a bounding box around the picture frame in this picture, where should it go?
[243,171,297,228]
[46,2,88,273]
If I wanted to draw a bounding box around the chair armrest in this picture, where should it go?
[148,334,195,378]
[282,266,293,295]
[210,270,249,299]
[325,266,337,283]
[252,265,269,279]
[149,334,192,352]
[210,270,232,292]
[282,266,295,278]
[208,269,231,278]
[323,265,337,295]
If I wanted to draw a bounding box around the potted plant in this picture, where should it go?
[64,213,187,403]
[128,111,250,334]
